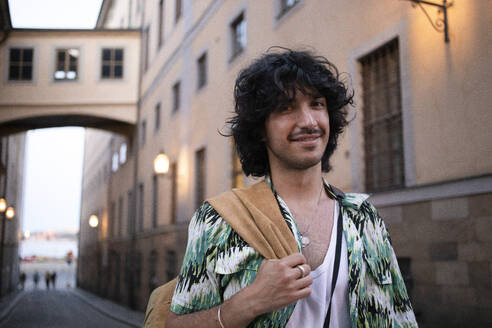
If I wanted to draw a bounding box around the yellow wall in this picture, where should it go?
[81,0,492,230]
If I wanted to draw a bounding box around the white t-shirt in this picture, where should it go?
[286,203,351,328]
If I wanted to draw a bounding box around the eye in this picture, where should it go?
[311,99,326,109]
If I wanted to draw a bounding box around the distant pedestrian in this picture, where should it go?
[19,272,26,290]
[50,271,57,289]
[45,271,50,290]
[33,271,40,288]
[66,251,73,265]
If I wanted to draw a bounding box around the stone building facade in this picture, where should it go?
[0,1,25,299]
[75,1,491,327]
[0,134,26,297]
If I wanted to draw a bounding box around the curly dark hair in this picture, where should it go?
[228,48,353,177]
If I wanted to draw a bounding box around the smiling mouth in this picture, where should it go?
[288,132,323,142]
[292,135,319,141]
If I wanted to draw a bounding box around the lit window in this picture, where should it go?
[9,48,34,81]
[119,143,127,164]
[112,152,119,172]
[54,49,79,80]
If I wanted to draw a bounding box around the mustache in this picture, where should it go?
[288,127,324,141]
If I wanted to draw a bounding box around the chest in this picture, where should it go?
[292,199,336,270]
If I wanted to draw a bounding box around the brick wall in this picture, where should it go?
[379,192,492,327]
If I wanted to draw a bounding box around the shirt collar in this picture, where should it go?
[265,175,369,210]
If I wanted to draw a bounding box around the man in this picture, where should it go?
[166,49,417,327]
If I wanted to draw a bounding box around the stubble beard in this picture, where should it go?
[266,143,326,172]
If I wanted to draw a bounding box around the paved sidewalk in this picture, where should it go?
[70,288,145,327]
[0,290,25,323]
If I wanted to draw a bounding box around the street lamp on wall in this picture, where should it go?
[154,152,170,175]
[404,0,454,43]
[89,215,99,228]
[0,198,6,213]
[5,207,14,220]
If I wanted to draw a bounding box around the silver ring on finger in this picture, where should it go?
[296,265,306,279]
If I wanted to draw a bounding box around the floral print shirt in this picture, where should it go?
[170,180,418,328]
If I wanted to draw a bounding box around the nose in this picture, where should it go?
[297,103,316,128]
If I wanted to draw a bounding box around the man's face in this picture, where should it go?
[264,88,330,172]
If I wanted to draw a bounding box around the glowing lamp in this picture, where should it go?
[89,215,99,228]
[5,207,14,219]
[154,153,170,175]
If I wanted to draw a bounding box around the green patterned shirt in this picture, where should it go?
[170,180,418,327]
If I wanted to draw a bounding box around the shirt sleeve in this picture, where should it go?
[170,203,226,314]
[369,202,419,327]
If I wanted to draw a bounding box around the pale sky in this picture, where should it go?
[9,0,103,29]
[10,0,103,233]
[22,128,85,233]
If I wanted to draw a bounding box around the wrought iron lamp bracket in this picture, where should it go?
[404,0,454,43]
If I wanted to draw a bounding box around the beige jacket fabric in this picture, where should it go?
[142,181,298,327]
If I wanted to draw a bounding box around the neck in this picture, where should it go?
[269,164,324,204]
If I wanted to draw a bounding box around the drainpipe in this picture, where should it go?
[127,0,145,310]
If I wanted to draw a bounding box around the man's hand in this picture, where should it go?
[167,253,312,328]
[243,253,313,316]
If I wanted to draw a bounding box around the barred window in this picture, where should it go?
[230,12,246,60]
[9,48,33,81]
[360,39,404,192]
[101,48,123,79]
[195,148,206,208]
